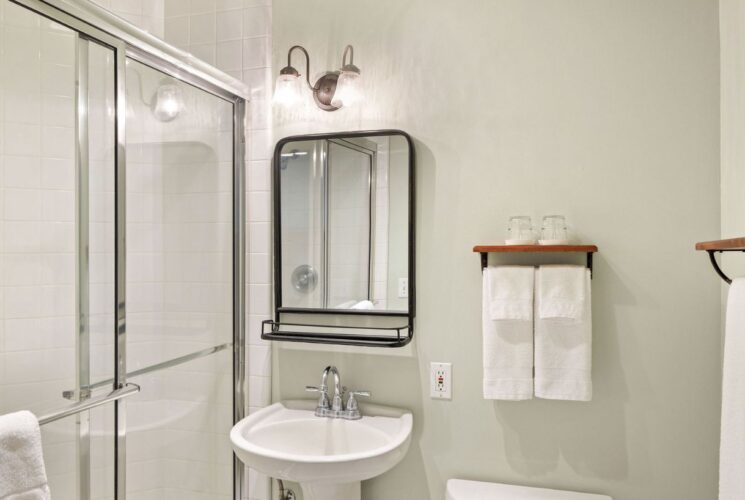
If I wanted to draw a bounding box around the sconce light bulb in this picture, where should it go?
[273,72,303,107]
[331,68,362,108]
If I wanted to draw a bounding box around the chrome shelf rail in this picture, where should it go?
[38,383,140,426]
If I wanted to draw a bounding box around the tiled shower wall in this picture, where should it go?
[90,0,165,38]
[161,3,273,498]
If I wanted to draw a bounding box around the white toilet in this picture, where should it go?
[446,480,612,499]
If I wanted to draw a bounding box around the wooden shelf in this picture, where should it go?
[695,237,745,252]
[473,244,598,254]
[474,244,598,274]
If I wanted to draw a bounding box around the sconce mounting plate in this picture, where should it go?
[313,71,341,112]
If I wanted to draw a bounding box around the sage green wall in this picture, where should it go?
[271,1,722,499]
[720,0,745,278]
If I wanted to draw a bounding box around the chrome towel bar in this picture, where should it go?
[37,383,140,426]
[62,343,231,400]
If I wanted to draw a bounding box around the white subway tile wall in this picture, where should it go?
[93,0,165,38]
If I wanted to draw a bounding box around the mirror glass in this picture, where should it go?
[277,133,411,313]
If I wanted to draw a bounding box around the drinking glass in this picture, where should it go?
[506,216,535,244]
[540,215,568,244]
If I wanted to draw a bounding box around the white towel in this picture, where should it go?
[351,300,375,310]
[719,278,745,500]
[483,266,535,400]
[0,411,51,500]
[485,266,535,320]
[535,267,592,401]
[538,265,587,320]
[334,300,357,309]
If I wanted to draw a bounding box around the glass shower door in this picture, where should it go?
[0,2,246,499]
[326,141,374,308]
[124,59,235,500]
[0,1,117,498]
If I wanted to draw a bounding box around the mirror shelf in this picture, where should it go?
[261,319,412,348]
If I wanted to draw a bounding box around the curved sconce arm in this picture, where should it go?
[342,45,354,66]
[286,45,313,89]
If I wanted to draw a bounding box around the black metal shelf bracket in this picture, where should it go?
[705,250,745,285]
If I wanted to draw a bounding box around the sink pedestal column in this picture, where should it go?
[301,481,361,500]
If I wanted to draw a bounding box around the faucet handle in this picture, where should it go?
[306,385,330,409]
[346,390,371,412]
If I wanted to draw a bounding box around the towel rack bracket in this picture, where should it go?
[705,249,744,285]
[695,238,745,284]
[475,244,598,277]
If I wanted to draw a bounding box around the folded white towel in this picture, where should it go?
[0,411,51,500]
[483,266,535,400]
[719,278,745,500]
[334,300,358,309]
[485,266,535,320]
[351,300,375,310]
[535,267,592,401]
[538,265,587,320]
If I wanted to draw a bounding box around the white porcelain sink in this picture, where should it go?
[230,399,413,500]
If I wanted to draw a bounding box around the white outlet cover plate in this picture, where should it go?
[430,362,452,400]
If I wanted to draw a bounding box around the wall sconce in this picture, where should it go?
[273,44,362,111]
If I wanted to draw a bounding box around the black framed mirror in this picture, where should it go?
[263,129,415,347]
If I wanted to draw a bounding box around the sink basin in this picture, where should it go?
[230,399,413,500]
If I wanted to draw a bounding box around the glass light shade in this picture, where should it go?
[273,73,303,107]
[152,83,182,122]
[330,70,362,108]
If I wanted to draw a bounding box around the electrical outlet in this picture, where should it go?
[398,278,408,298]
[430,362,452,400]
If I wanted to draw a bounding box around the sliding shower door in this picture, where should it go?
[0,1,246,500]
[124,59,235,500]
[326,140,374,308]
[0,1,117,498]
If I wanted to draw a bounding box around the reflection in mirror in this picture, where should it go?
[279,134,410,313]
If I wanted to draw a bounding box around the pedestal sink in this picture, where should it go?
[230,399,413,500]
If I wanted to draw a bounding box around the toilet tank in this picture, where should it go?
[446,480,612,500]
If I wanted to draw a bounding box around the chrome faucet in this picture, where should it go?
[305,366,370,420]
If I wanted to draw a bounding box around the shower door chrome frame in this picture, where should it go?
[325,139,377,305]
[75,34,92,500]
[5,1,249,499]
